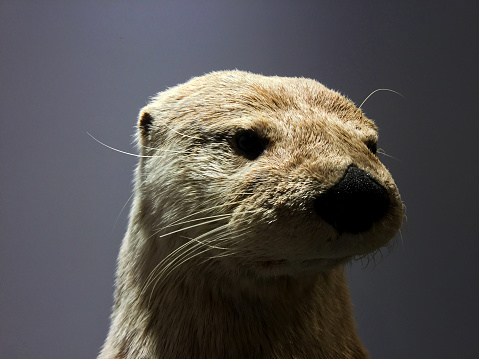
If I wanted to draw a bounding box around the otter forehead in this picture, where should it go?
[143,70,377,145]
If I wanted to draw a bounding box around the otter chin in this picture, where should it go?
[98,70,403,359]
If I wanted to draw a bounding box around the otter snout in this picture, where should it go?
[314,166,390,234]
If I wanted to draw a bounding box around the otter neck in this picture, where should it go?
[110,227,368,358]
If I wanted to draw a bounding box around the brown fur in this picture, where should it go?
[98,71,403,358]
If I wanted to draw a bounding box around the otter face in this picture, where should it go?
[136,71,403,277]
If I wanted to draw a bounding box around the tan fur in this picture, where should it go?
[98,71,403,359]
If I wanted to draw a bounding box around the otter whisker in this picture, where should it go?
[159,204,258,231]
[158,210,259,238]
[145,239,203,305]
[143,222,237,297]
[158,120,202,140]
[141,211,256,294]
[112,191,134,232]
[146,229,237,303]
[148,246,212,304]
[398,228,404,247]
[358,88,405,109]
[88,132,159,158]
[205,232,251,261]
[155,197,250,230]
[160,240,220,277]
[140,144,190,154]
[159,203,244,229]
[377,148,400,161]
[159,213,234,231]
[156,229,247,287]
[89,132,187,157]
[194,226,251,253]
[142,236,208,301]
[180,231,232,251]
[158,217,232,238]
[144,219,253,301]
[141,238,195,299]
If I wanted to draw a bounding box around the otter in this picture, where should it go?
[98,70,403,359]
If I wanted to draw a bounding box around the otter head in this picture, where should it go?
[134,70,403,280]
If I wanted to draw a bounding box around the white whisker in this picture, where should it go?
[112,192,134,232]
[161,197,253,229]
[160,121,202,140]
[142,216,254,304]
[160,213,232,230]
[158,217,232,238]
[377,148,400,161]
[359,88,405,109]
[87,132,158,158]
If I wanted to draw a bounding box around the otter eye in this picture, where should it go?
[366,141,378,155]
[234,130,266,160]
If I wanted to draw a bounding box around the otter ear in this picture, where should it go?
[138,111,154,138]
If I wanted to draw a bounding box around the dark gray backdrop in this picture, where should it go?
[1,1,478,358]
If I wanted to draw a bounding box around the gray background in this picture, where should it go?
[1,1,478,358]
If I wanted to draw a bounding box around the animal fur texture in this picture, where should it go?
[98,70,403,359]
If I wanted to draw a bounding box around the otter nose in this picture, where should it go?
[314,166,390,234]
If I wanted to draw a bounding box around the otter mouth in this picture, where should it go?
[300,257,347,268]
[257,257,348,270]
[259,259,289,268]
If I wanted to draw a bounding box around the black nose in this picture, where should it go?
[314,166,390,234]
